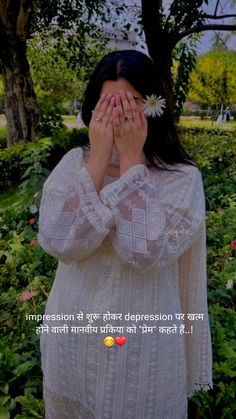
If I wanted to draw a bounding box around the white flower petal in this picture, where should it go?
[143,94,166,118]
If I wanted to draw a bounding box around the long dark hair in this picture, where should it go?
[81,50,197,171]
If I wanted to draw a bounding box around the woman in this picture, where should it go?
[38,50,213,419]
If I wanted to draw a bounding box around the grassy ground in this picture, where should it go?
[179,116,236,130]
[1,114,235,130]
[62,115,77,122]
[0,125,6,135]
[64,115,236,130]
[0,115,76,124]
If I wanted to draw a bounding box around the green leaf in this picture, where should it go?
[12,359,39,378]
[0,396,10,407]
[0,384,9,396]
[0,407,10,419]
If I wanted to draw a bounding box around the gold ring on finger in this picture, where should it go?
[95,117,103,122]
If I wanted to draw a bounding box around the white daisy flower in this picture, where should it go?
[143,94,166,118]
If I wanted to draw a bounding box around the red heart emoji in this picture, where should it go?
[115,336,126,346]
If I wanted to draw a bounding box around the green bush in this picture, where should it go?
[0,150,57,418]
[51,126,88,150]
[181,128,236,212]
[0,144,26,188]
[0,140,50,190]
[38,97,64,138]
[179,126,235,137]
[0,128,89,189]
[0,126,7,149]
[181,127,236,417]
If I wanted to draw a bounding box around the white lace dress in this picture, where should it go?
[38,147,213,419]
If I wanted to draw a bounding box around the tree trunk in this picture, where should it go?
[148,41,176,118]
[141,0,176,117]
[2,37,39,147]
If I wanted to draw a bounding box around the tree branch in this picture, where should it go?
[174,23,236,45]
[141,0,163,57]
[204,14,236,20]
[214,0,220,16]
[0,0,7,27]
[17,0,31,40]
[6,0,21,29]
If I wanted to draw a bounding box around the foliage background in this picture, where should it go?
[188,50,236,109]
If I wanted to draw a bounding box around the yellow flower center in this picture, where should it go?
[149,98,158,107]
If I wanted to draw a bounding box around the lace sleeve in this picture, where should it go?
[99,163,205,272]
[37,148,114,264]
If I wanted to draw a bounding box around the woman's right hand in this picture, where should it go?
[88,94,115,164]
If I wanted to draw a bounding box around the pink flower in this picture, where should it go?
[19,289,38,302]
[30,239,37,248]
[231,240,236,250]
[29,218,36,225]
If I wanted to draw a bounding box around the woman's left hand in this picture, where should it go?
[112,91,148,162]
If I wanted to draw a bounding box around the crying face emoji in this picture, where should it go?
[104,336,115,347]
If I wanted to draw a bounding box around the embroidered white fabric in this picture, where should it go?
[38,147,213,419]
